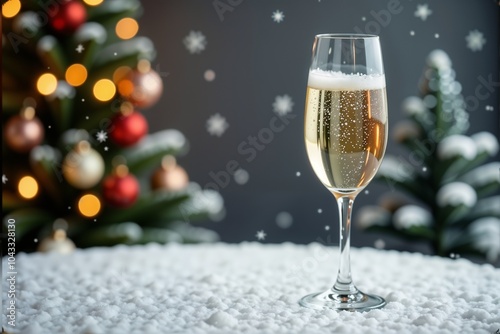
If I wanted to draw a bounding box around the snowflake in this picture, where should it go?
[255,230,267,240]
[183,31,207,54]
[324,225,330,231]
[2,174,8,184]
[75,44,84,53]
[272,10,284,23]
[465,30,486,52]
[206,113,229,137]
[104,146,109,151]
[273,94,294,116]
[96,130,108,143]
[414,4,432,21]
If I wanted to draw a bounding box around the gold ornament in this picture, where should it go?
[151,155,189,191]
[38,229,75,254]
[62,141,104,189]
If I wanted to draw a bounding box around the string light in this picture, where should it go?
[116,18,139,40]
[2,0,21,18]
[93,79,116,101]
[83,0,103,6]
[37,73,58,96]
[113,66,131,83]
[18,176,39,199]
[65,64,88,87]
[78,194,101,217]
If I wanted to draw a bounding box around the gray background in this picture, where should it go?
[139,0,499,252]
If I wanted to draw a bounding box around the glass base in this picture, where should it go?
[299,288,386,312]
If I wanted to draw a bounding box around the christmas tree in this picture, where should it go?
[2,0,223,252]
[357,50,500,262]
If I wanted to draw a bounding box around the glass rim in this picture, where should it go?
[315,33,379,40]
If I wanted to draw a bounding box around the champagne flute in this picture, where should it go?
[301,34,388,311]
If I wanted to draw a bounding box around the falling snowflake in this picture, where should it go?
[183,31,207,54]
[410,30,415,36]
[75,44,84,53]
[273,94,294,116]
[317,208,323,214]
[414,4,432,21]
[34,238,38,243]
[325,225,330,231]
[2,174,8,184]
[104,146,109,151]
[271,10,284,23]
[255,230,267,240]
[296,171,301,177]
[485,105,494,111]
[96,130,108,143]
[206,113,229,137]
[465,30,486,52]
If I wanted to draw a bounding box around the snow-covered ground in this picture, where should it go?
[2,243,499,333]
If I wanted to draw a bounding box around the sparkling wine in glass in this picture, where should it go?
[300,34,388,311]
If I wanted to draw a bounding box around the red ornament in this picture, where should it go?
[4,107,44,153]
[110,109,148,147]
[102,165,139,208]
[50,0,87,34]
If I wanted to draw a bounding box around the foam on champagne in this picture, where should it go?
[308,69,386,91]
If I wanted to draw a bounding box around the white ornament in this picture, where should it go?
[436,182,477,208]
[437,135,477,161]
[393,205,432,230]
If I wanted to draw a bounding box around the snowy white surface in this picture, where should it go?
[2,243,500,334]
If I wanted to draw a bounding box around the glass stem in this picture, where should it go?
[332,195,358,295]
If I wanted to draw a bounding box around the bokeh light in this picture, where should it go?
[93,79,116,101]
[37,73,58,96]
[78,194,101,217]
[65,64,88,87]
[116,18,139,40]
[83,0,103,6]
[18,176,39,199]
[2,0,21,18]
